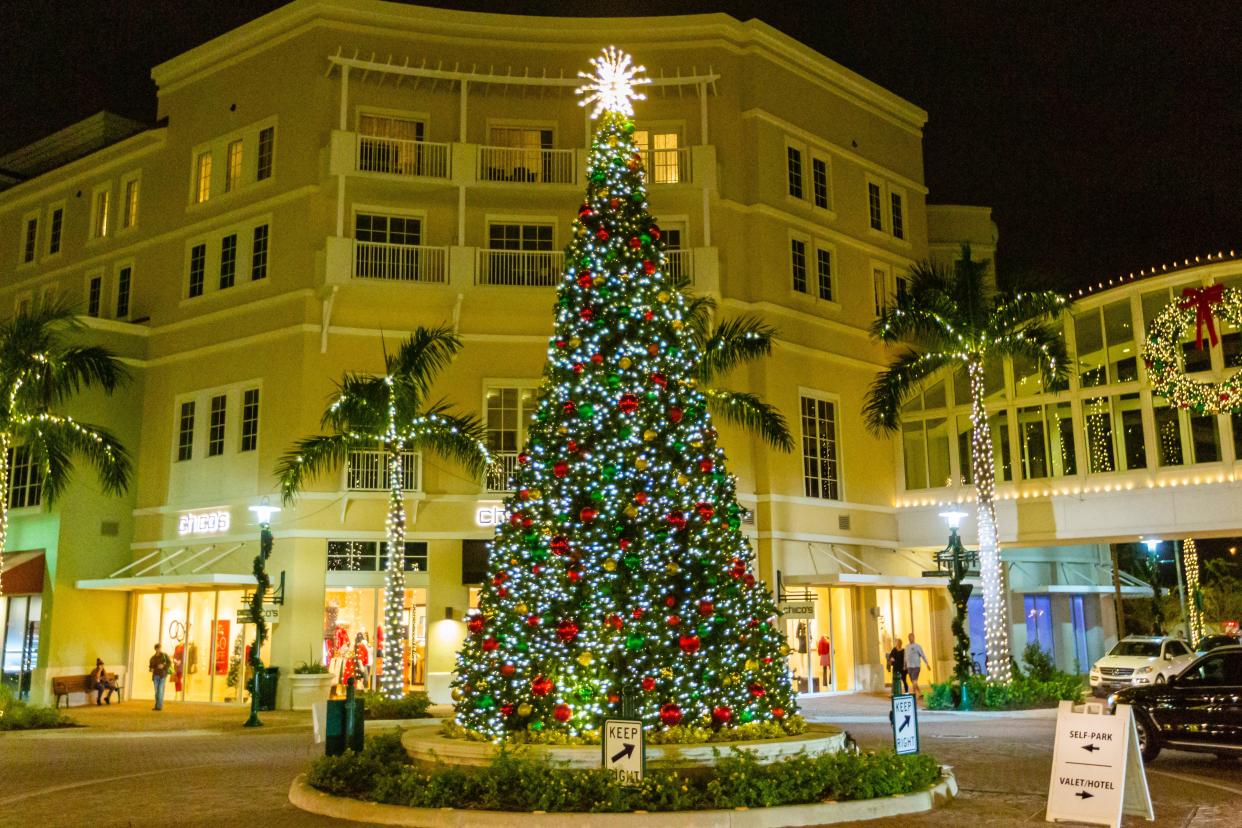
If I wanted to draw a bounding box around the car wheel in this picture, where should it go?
[1134,713,1161,763]
[1154,674,1167,685]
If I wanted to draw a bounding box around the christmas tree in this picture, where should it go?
[453,48,796,739]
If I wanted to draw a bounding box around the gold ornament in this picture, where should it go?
[530,488,542,499]
[517,702,533,717]
[666,562,680,574]
[691,441,703,448]
[677,474,689,486]
[577,651,594,666]
[603,558,618,572]
[451,687,464,701]
[608,136,618,147]
[660,667,674,678]
[619,357,632,369]
[559,426,569,434]
[569,336,581,348]
[623,505,638,518]
[635,458,649,471]
[516,603,529,614]
[643,429,656,441]
[593,276,605,287]
[745,659,758,671]
[672,319,683,330]
[657,291,670,303]
[779,644,791,656]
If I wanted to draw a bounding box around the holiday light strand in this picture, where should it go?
[1143,287,1242,414]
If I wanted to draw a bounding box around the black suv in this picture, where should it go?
[1112,645,1242,762]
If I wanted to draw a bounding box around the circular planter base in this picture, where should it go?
[402,720,846,770]
[288,770,957,827]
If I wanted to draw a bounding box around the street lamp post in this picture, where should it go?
[1141,538,1168,636]
[244,498,280,728]
[935,511,979,685]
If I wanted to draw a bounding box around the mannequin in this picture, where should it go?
[817,636,832,688]
[354,631,371,689]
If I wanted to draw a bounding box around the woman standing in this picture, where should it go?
[886,637,908,695]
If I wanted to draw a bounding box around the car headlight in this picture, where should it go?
[1137,666,1153,674]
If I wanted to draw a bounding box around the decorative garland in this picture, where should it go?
[1143,285,1242,413]
[249,523,273,671]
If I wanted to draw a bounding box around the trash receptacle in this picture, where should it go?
[258,666,280,711]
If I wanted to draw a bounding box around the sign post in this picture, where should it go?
[891,693,919,755]
[1045,701,1153,827]
[602,718,644,786]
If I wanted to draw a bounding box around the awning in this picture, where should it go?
[1,551,45,594]
[76,573,256,592]
[783,573,962,589]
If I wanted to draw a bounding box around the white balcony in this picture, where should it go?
[354,241,447,284]
[357,136,451,179]
[486,451,520,492]
[477,146,576,185]
[345,449,421,493]
[476,249,561,287]
[665,249,694,286]
[643,148,692,185]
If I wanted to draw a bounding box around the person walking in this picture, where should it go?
[90,658,117,705]
[905,633,932,704]
[886,637,908,695]
[149,643,171,711]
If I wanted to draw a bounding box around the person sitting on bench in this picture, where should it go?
[90,658,117,705]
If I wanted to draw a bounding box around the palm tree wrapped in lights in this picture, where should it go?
[863,246,1069,683]
[0,302,132,594]
[277,327,489,699]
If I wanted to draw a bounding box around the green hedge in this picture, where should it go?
[360,690,432,720]
[307,732,942,813]
[0,686,74,731]
[925,673,1084,711]
[440,715,808,745]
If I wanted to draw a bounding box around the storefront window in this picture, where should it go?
[323,587,427,691]
[782,587,855,694]
[327,540,428,572]
[875,588,936,688]
[1,594,40,697]
[1024,595,1053,653]
[130,589,252,704]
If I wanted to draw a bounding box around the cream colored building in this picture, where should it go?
[0,0,1176,708]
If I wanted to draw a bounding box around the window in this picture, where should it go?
[188,243,207,298]
[194,152,212,203]
[890,192,905,239]
[251,224,269,280]
[177,401,195,461]
[219,233,237,289]
[485,386,536,491]
[358,115,426,175]
[116,266,132,319]
[1180,652,1242,686]
[48,207,63,255]
[816,248,832,301]
[487,222,552,251]
[224,140,243,193]
[328,540,428,573]
[867,182,883,230]
[1083,394,1146,473]
[122,177,139,229]
[801,395,840,500]
[634,130,681,184]
[355,214,423,280]
[22,217,37,263]
[256,127,274,180]
[6,445,43,509]
[240,388,260,452]
[812,158,829,209]
[790,239,808,294]
[206,395,226,456]
[1143,286,1210,374]
[1153,400,1183,467]
[1024,595,1053,652]
[1017,403,1078,479]
[896,274,911,304]
[903,416,951,489]
[873,268,889,316]
[92,189,110,238]
[87,275,102,317]
[786,146,803,199]
[485,126,557,182]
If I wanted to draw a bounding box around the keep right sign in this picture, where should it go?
[1045,701,1153,827]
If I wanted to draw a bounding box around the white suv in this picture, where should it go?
[1089,636,1196,697]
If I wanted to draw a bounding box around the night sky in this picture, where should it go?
[3,0,1239,292]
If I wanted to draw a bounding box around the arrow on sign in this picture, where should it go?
[1081,743,1099,753]
[1075,790,1094,800]
[610,743,636,764]
[898,715,911,732]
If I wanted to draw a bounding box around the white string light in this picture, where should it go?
[968,361,1012,683]
[575,46,650,119]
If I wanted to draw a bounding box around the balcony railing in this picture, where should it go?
[486,451,520,492]
[354,241,447,283]
[357,136,450,179]
[664,250,694,286]
[642,148,691,184]
[477,249,561,287]
[478,146,575,184]
[345,449,422,492]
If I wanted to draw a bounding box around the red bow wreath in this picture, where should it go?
[1180,284,1224,350]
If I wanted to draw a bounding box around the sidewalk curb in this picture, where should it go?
[288,769,958,826]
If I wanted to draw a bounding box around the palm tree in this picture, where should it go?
[0,301,132,594]
[276,326,489,698]
[682,294,794,452]
[863,244,1069,683]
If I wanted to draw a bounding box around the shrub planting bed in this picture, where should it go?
[360,690,433,721]
[0,687,76,731]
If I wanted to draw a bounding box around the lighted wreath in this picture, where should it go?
[1142,284,1242,413]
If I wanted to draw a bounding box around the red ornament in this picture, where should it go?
[647,343,659,355]
[605,613,624,630]
[555,340,567,349]
[526,614,542,627]
[577,272,593,289]
[649,373,667,387]
[550,536,570,556]
[580,307,594,321]
[562,401,577,415]
[509,510,524,525]
[531,675,554,696]
[772,707,785,718]
[618,393,639,414]
[679,633,701,653]
[591,353,604,364]
[568,440,579,452]
[763,656,773,664]
[619,538,632,551]
[695,502,715,520]
[518,488,531,501]
[628,237,642,249]
[609,198,620,209]
[748,618,760,628]
[501,703,514,716]
[699,458,714,473]
[467,615,485,634]
[553,704,572,722]
[482,637,499,652]
[596,228,609,241]
[665,595,677,607]
[660,703,683,727]
[666,511,687,531]
[644,310,654,321]
[518,452,529,466]
[712,706,733,725]
[496,587,508,598]
[578,205,592,218]
[492,572,507,586]
[667,614,682,626]
[579,506,597,522]
[500,664,516,677]
[635,492,649,505]
[554,461,570,478]
[631,607,644,620]
[567,568,582,583]
[749,682,767,698]
[641,676,656,692]
[744,573,756,588]
[556,619,580,643]
[668,407,684,423]
[698,600,714,616]
[649,225,661,240]
[643,259,656,275]
[572,364,584,375]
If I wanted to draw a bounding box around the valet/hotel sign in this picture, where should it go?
[178,509,232,536]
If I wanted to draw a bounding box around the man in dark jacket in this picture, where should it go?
[149,644,171,711]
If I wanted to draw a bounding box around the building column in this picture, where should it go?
[424,539,467,704]
[268,537,327,709]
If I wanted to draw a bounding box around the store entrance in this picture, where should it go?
[783,586,855,694]
[874,588,937,690]
[323,587,426,692]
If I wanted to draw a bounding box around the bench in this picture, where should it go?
[52,672,123,708]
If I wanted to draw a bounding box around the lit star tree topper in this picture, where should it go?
[452,50,796,741]
[576,46,651,119]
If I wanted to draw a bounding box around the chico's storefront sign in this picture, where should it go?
[178,509,232,536]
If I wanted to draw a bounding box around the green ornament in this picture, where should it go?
[579,402,595,419]
[697,623,710,637]
[591,490,605,502]
[674,441,686,451]
[646,391,658,401]
[690,690,701,699]
[623,121,635,134]
[739,710,754,723]
[476,694,495,710]
[602,464,618,480]
[623,553,641,569]
[619,426,633,440]
[516,641,529,652]
[640,233,652,245]
[607,374,622,389]
[626,634,645,650]
[531,548,550,563]
[706,575,719,586]
[631,191,643,202]
[523,530,539,544]
[576,686,593,702]
[530,720,544,731]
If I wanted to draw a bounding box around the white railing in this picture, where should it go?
[642,148,691,184]
[486,451,520,492]
[357,136,450,179]
[353,241,447,283]
[476,249,561,287]
[664,250,694,286]
[477,146,576,184]
[345,449,422,492]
